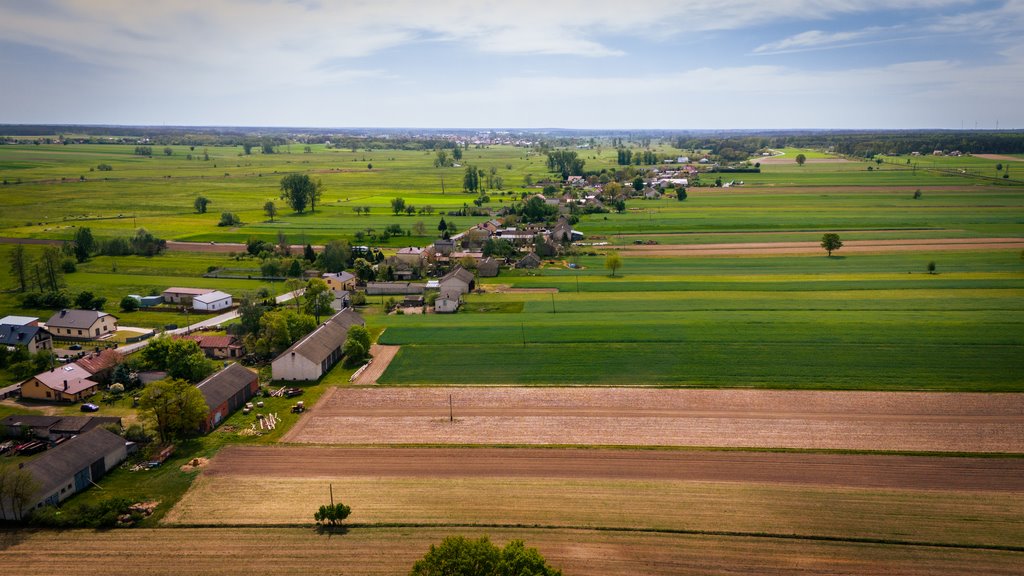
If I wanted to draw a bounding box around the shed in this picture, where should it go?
[162,287,214,305]
[516,253,541,269]
[192,291,233,312]
[434,291,461,313]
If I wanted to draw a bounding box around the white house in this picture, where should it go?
[434,291,461,313]
[192,291,233,312]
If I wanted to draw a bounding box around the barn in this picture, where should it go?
[0,427,127,520]
[271,309,364,382]
[195,363,259,433]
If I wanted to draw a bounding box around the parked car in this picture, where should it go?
[69,344,82,350]
[80,403,100,412]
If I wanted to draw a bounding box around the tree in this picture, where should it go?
[287,259,303,277]
[821,233,843,256]
[142,338,212,382]
[9,244,28,292]
[72,227,95,262]
[677,188,687,201]
[218,212,241,227]
[303,243,317,262]
[314,502,351,527]
[163,146,173,156]
[927,261,936,274]
[138,378,208,443]
[120,295,139,312]
[244,308,316,356]
[463,165,480,193]
[413,221,426,236]
[438,217,447,232]
[316,240,351,273]
[0,462,40,521]
[39,246,63,292]
[605,252,623,277]
[74,291,98,309]
[410,536,561,576]
[264,201,277,222]
[632,176,644,192]
[452,146,462,160]
[434,149,451,168]
[343,325,372,367]
[304,278,334,323]
[391,197,407,215]
[194,196,210,214]
[279,174,316,213]
[795,153,807,166]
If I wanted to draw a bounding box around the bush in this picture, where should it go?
[96,163,113,171]
[109,383,125,395]
[218,212,241,227]
[61,258,77,273]
[30,497,140,528]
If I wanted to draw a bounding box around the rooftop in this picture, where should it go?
[45,309,116,329]
[32,364,98,395]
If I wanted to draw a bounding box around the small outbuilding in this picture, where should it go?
[476,257,500,278]
[192,290,233,312]
[271,309,365,382]
[515,253,542,269]
[162,287,214,305]
[434,291,461,314]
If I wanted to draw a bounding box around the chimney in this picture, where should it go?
[60,309,67,317]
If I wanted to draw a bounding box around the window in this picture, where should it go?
[77,329,82,335]
[46,391,51,398]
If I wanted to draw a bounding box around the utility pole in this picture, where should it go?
[329,483,334,507]
[521,322,526,348]
[449,394,453,422]
[550,293,555,314]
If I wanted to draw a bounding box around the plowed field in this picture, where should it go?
[283,388,1024,452]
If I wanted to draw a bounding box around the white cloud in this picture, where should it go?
[753,27,893,54]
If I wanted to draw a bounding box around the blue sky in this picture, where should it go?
[1,0,1022,129]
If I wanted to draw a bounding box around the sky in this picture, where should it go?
[1,0,1022,130]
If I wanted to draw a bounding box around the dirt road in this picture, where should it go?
[352,344,400,385]
[282,388,1024,452]
[207,445,1024,491]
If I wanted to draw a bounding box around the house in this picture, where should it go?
[434,291,461,313]
[192,290,232,312]
[477,257,500,278]
[162,287,214,305]
[440,267,475,295]
[45,310,118,340]
[433,239,455,256]
[644,188,662,199]
[178,334,244,359]
[21,364,99,403]
[516,253,541,269]
[195,363,259,433]
[271,309,365,381]
[395,247,426,266]
[385,257,417,281]
[330,290,351,311]
[322,271,356,291]
[0,323,53,354]
[0,427,127,520]
[366,282,425,296]
[73,349,123,382]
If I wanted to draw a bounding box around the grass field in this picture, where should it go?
[166,473,1024,548]
[5,527,1022,576]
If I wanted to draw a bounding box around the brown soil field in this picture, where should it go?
[693,185,1013,195]
[206,446,1024,491]
[351,345,400,385]
[282,388,1024,452]
[165,448,1024,546]
[614,237,1024,256]
[974,154,1024,162]
[4,528,1021,576]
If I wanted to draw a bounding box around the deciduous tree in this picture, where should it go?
[138,378,208,443]
[821,233,843,256]
[795,153,807,166]
[411,536,561,576]
[604,252,623,277]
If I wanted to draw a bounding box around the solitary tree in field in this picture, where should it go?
[279,174,315,213]
[821,233,843,256]
[927,261,936,274]
[391,197,406,215]
[605,252,623,277]
[411,536,561,576]
[314,502,351,527]
[264,200,277,222]
[795,153,807,166]
[194,196,210,214]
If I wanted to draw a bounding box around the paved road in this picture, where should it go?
[117,289,303,354]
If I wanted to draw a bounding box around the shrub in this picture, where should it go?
[218,212,241,227]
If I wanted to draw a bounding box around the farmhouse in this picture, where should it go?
[322,271,356,291]
[434,291,461,313]
[162,287,214,305]
[192,290,232,312]
[0,315,39,326]
[21,364,99,403]
[0,427,127,520]
[178,334,243,359]
[439,267,475,295]
[0,323,53,354]
[73,348,123,382]
[195,363,259,433]
[45,309,118,340]
[271,309,365,382]
[395,247,427,266]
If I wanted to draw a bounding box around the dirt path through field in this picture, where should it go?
[352,344,399,385]
[974,154,1024,162]
[614,237,1024,256]
[206,445,1024,491]
[285,388,1024,452]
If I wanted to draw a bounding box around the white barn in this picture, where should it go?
[192,291,233,312]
